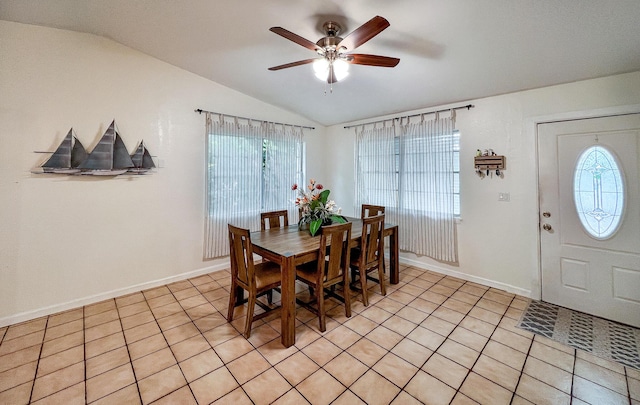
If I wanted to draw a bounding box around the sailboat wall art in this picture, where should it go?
[32,120,156,176]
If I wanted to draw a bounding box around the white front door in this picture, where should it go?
[538,114,640,327]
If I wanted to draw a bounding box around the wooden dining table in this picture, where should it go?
[250,217,399,347]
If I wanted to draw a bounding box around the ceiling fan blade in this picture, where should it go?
[269,27,323,52]
[268,58,317,71]
[337,16,390,51]
[348,54,400,67]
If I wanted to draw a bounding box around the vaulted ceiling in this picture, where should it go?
[2,0,640,126]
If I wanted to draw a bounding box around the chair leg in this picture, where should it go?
[343,276,352,318]
[377,264,387,296]
[227,281,237,322]
[317,285,326,332]
[244,292,256,338]
[266,289,273,305]
[360,268,369,307]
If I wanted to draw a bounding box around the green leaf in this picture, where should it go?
[318,189,330,205]
[330,215,346,224]
[310,219,322,236]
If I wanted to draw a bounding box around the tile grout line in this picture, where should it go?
[113,296,144,405]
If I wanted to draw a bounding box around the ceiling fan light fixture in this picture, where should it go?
[333,59,349,81]
[313,58,330,81]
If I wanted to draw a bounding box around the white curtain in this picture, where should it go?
[355,111,458,262]
[204,114,303,259]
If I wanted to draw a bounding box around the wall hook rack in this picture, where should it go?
[474,151,505,178]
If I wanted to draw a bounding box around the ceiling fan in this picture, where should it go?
[268,16,400,84]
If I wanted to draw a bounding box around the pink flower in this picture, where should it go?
[291,184,298,190]
[315,184,323,190]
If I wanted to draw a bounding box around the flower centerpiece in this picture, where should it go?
[293,179,346,236]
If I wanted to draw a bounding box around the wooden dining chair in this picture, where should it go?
[350,214,386,306]
[295,222,353,332]
[227,224,282,338]
[361,204,385,218]
[260,210,289,230]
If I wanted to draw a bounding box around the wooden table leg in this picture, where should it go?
[389,226,399,284]
[280,254,296,347]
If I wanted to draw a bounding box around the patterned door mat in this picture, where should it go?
[516,300,640,370]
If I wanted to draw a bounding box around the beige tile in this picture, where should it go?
[372,352,419,387]
[86,363,135,403]
[156,311,192,331]
[375,297,405,313]
[459,315,496,337]
[572,373,629,404]
[151,302,184,319]
[127,333,167,360]
[44,318,83,341]
[163,322,200,346]
[576,349,626,374]
[406,325,446,351]
[522,356,573,394]
[36,345,83,377]
[324,325,362,349]
[390,391,424,405]
[0,361,37,393]
[468,306,503,325]
[42,330,83,358]
[491,327,533,353]
[138,364,187,404]
[396,306,429,324]
[366,325,404,350]
[31,362,84,402]
[0,381,32,405]
[381,315,418,336]
[170,333,210,362]
[460,372,512,405]
[132,347,177,380]
[628,376,640,401]
[86,346,130,379]
[472,354,520,391]
[458,283,488,297]
[123,321,161,344]
[46,308,83,328]
[516,374,571,405]
[151,385,196,405]
[423,352,468,389]
[85,331,126,359]
[212,387,254,405]
[226,350,272,385]
[421,316,456,336]
[442,297,474,314]
[84,309,119,329]
[4,318,47,341]
[436,339,479,369]
[301,337,342,366]
[192,313,227,333]
[323,351,369,387]
[214,335,255,363]
[528,341,574,372]
[180,294,210,310]
[405,370,456,405]
[476,298,508,315]
[343,315,378,336]
[449,326,488,352]
[247,323,282,348]
[179,348,224,382]
[189,367,238,404]
[115,291,145,308]
[347,337,388,367]
[386,290,416,305]
[147,292,176,308]
[451,291,481,305]
[31,381,85,405]
[84,320,122,343]
[120,310,155,330]
[0,330,44,355]
[407,297,439,314]
[429,284,456,297]
[296,368,345,405]
[185,302,217,320]
[243,368,293,405]
[118,301,150,319]
[351,369,401,405]
[482,340,527,371]
[256,338,299,366]
[0,344,41,373]
[84,299,116,317]
[450,393,480,405]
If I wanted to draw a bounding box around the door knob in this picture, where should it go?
[542,223,552,231]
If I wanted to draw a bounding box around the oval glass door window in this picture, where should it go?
[573,145,625,239]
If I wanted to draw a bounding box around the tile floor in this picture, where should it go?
[1,264,639,404]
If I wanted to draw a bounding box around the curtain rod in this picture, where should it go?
[343,104,474,129]
[195,109,315,130]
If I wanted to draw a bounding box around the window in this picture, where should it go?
[204,115,303,258]
[355,113,459,262]
[574,145,624,239]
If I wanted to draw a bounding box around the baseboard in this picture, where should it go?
[0,263,229,328]
[399,256,533,299]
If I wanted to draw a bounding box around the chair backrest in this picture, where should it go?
[317,222,352,285]
[228,224,255,289]
[359,214,385,270]
[361,204,385,218]
[260,210,289,230]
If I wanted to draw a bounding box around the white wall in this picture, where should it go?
[0,21,320,325]
[323,71,640,297]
